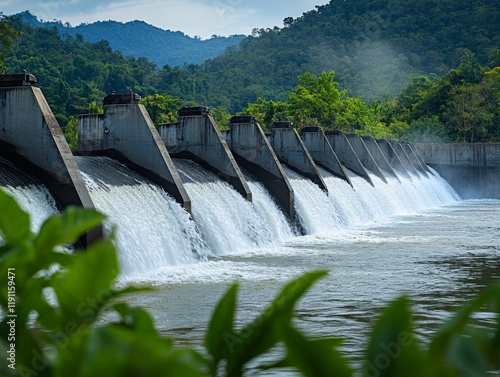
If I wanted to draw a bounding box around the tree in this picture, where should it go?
[0,15,20,71]
[443,84,493,143]
[140,94,182,125]
[287,71,346,128]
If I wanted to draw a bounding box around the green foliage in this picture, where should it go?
[140,93,182,125]
[0,14,20,71]
[2,189,500,376]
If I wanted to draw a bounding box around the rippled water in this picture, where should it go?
[124,199,500,374]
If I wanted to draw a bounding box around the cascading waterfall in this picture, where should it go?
[282,165,459,234]
[0,156,58,232]
[75,156,209,280]
[2,152,460,283]
[173,159,296,255]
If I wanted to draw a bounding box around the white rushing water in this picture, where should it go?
[173,159,297,255]
[75,156,210,281]
[0,156,58,233]
[283,165,458,235]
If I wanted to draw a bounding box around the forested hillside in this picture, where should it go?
[1,0,499,145]
[15,11,245,67]
[178,0,500,110]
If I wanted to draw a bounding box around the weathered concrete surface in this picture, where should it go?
[408,143,432,174]
[78,102,191,212]
[403,143,428,176]
[270,124,328,192]
[375,139,411,179]
[389,141,421,177]
[228,117,294,219]
[361,136,399,181]
[415,143,500,199]
[301,127,351,186]
[0,86,101,247]
[325,130,373,186]
[158,111,252,201]
[344,133,387,183]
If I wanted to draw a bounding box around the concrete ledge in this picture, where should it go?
[325,130,373,186]
[301,127,352,186]
[270,123,328,192]
[0,86,102,247]
[228,117,295,219]
[415,143,500,199]
[361,136,400,181]
[375,139,411,179]
[344,133,387,183]
[78,101,191,213]
[158,109,252,201]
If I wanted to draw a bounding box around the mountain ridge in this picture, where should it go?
[13,10,245,67]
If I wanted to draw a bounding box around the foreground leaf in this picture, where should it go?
[226,270,328,376]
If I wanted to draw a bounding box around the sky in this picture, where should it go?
[1,0,329,39]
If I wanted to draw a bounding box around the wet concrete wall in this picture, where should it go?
[0,86,101,246]
[415,143,500,199]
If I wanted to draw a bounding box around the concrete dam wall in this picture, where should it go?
[1,75,499,242]
[415,143,500,199]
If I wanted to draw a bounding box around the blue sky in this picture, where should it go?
[1,0,329,38]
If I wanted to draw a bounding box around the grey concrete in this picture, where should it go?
[403,143,428,176]
[360,136,400,181]
[409,143,432,174]
[228,116,295,219]
[78,101,191,213]
[270,123,328,192]
[158,110,252,201]
[344,133,387,183]
[389,141,421,177]
[301,127,352,186]
[415,143,500,199]
[0,86,101,247]
[375,139,412,179]
[325,130,373,186]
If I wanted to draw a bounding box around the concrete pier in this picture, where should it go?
[325,130,373,185]
[415,143,500,199]
[301,127,351,186]
[269,122,328,192]
[408,143,432,174]
[361,136,400,181]
[375,139,411,179]
[389,141,421,177]
[158,107,251,201]
[78,92,191,212]
[228,116,295,219]
[0,82,101,247]
[344,133,387,183]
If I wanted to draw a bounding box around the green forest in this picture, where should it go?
[1,0,500,145]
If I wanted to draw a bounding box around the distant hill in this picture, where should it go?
[14,11,245,67]
[177,0,500,108]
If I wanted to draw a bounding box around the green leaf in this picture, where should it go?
[36,206,105,252]
[51,239,118,330]
[281,325,352,377]
[226,270,328,376]
[363,296,428,377]
[0,188,32,244]
[430,283,500,358]
[205,283,238,375]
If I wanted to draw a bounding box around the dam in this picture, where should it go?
[2,75,499,371]
[1,76,498,259]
